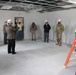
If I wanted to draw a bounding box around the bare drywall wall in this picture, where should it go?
[0,9,76,45]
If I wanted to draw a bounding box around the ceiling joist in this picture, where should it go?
[0,0,75,13]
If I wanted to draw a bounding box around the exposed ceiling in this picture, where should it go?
[0,0,76,13]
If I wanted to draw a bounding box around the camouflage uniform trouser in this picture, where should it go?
[56,33,62,45]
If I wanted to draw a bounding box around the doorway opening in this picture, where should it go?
[14,17,24,40]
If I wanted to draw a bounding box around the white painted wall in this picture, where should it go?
[0,9,76,44]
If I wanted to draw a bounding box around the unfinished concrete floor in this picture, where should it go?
[0,39,76,75]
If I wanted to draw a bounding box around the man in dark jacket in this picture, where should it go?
[6,19,16,54]
[43,20,51,43]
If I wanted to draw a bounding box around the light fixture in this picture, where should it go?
[1,5,12,10]
[67,0,76,4]
[1,0,12,10]
[61,5,74,8]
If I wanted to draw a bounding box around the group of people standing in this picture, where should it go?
[30,19,64,46]
[30,20,51,42]
[3,19,64,55]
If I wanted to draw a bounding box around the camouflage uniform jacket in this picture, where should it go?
[56,23,64,34]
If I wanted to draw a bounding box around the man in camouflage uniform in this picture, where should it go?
[56,19,64,46]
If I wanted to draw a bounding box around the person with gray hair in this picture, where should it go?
[5,19,16,54]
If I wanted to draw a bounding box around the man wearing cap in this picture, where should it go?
[5,19,16,54]
[3,21,7,44]
[55,19,64,46]
[43,20,51,43]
